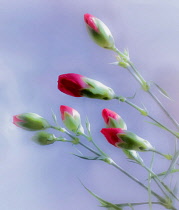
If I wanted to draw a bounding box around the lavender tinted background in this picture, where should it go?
[1,0,179,209]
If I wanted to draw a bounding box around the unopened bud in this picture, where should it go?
[13,113,50,131]
[58,73,115,100]
[60,105,84,134]
[101,128,153,151]
[102,108,127,129]
[32,132,56,145]
[84,13,115,50]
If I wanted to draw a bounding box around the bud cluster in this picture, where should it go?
[101,108,153,151]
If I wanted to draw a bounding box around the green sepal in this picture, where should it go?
[108,117,127,130]
[32,131,56,145]
[82,78,115,100]
[86,18,115,50]
[63,112,84,134]
[116,131,154,151]
[17,113,50,131]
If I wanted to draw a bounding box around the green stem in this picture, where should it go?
[113,47,179,130]
[147,115,179,139]
[141,163,179,201]
[147,90,179,130]
[51,125,178,209]
[81,133,107,157]
[110,161,165,203]
[115,97,179,139]
[51,126,100,156]
[78,142,100,156]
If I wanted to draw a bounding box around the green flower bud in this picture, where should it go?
[13,113,50,131]
[101,128,154,151]
[60,105,84,134]
[84,14,115,49]
[32,132,56,145]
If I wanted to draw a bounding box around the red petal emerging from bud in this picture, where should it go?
[13,115,24,127]
[58,73,87,97]
[102,108,119,124]
[84,13,98,32]
[60,105,78,120]
[101,128,124,147]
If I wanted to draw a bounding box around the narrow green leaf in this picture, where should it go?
[73,154,100,160]
[51,109,59,126]
[150,169,179,179]
[81,183,122,210]
[152,82,172,100]
[145,121,168,131]
[126,92,137,100]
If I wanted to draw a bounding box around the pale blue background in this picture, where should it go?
[1,0,179,209]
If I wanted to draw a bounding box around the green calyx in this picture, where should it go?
[82,78,115,100]
[18,113,50,131]
[32,132,56,145]
[108,117,127,130]
[86,18,115,49]
[116,131,153,151]
[63,112,84,134]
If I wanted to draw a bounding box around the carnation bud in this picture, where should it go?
[13,113,50,131]
[84,13,115,49]
[32,132,56,145]
[102,108,127,129]
[60,105,84,134]
[101,128,153,151]
[58,73,115,100]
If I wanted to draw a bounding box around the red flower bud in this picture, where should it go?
[102,108,127,129]
[58,73,87,97]
[101,128,153,151]
[13,113,50,131]
[58,73,115,100]
[84,13,115,49]
[84,14,98,32]
[101,128,124,146]
[60,105,84,134]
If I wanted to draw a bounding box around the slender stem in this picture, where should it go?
[116,98,179,139]
[51,124,178,209]
[113,47,179,130]
[147,90,179,130]
[81,133,107,157]
[141,164,179,201]
[147,115,179,139]
[51,126,100,156]
[110,161,165,203]
[153,178,169,198]
[126,67,143,85]
[78,142,100,156]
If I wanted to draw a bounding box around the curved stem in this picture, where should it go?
[147,115,179,139]
[78,142,100,156]
[147,90,179,130]
[115,98,179,139]
[113,47,179,130]
[110,161,165,203]
[51,124,178,209]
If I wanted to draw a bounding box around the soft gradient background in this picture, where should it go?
[1,0,179,209]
